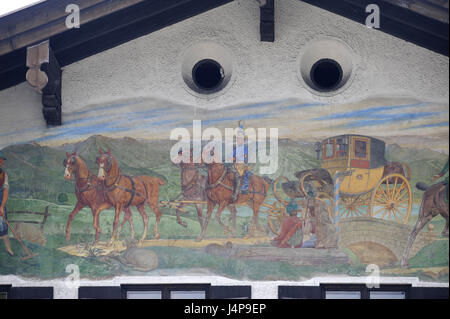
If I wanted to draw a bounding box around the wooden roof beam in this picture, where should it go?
[26,40,62,126]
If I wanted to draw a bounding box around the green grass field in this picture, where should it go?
[0,197,447,281]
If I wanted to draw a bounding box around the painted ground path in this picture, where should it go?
[58,236,272,258]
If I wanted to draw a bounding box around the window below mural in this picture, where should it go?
[325,291,361,299]
[121,284,210,299]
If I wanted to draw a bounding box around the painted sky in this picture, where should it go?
[0,97,448,152]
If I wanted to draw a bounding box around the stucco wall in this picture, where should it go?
[0,0,449,298]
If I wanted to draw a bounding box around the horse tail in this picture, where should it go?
[416,182,430,192]
[263,176,274,185]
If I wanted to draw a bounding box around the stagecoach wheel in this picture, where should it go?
[370,174,412,224]
[299,172,321,198]
[267,202,288,235]
[338,192,371,219]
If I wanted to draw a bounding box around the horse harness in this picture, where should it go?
[105,174,146,208]
[75,174,100,194]
[205,166,267,198]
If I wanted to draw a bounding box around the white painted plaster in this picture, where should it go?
[56,0,449,111]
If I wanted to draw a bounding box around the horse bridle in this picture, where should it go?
[97,154,145,207]
[64,156,97,193]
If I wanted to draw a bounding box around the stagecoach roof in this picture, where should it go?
[321,135,386,145]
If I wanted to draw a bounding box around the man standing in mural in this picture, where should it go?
[0,152,13,256]
[433,158,449,203]
[271,200,304,248]
[229,121,252,202]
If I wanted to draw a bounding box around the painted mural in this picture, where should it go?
[0,97,448,282]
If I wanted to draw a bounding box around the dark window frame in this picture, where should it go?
[80,284,251,299]
[121,284,211,299]
[0,286,54,299]
[0,285,11,299]
[278,284,425,299]
[321,284,411,299]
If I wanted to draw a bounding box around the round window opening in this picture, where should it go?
[310,58,343,92]
[192,59,225,92]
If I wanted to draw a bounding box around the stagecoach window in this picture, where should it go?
[354,140,367,159]
[337,144,348,157]
[325,143,334,158]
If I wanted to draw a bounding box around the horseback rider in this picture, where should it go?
[0,152,13,256]
[433,158,449,203]
[228,122,252,202]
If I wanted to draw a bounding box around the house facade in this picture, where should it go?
[0,0,448,299]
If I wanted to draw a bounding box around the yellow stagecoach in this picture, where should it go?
[269,135,412,234]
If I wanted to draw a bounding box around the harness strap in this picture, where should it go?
[105,175,145,208]
[206,167,267,196]
[206,167,228,189]
[76,175,95,193]
[125,175,136,208]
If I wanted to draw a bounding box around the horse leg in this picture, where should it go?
[118,208,135,240]
[66,202,86,242]
[196,201,215,242]
[400,199,434,267]
[196,203,204,230]
[176,203,188,228]
[228,205,238,236]
[148,201,162,240]
[252,196,266,234]
[216,202,232,235]
[135,204,149,244]
[92,209,102,245]
[441,212,449,237]
[109,205,123,245]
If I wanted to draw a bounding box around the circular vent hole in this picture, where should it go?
[192,59,225,91]
[310,59,343,92]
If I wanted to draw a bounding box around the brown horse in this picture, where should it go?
[400,182,449,267]
[197,161,270,241]
[63,152,134,244]
[174,150,238,231]
[96,149,165,244]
